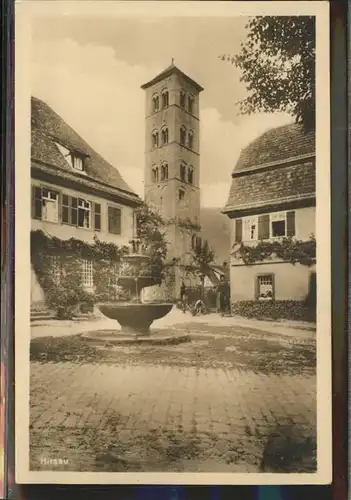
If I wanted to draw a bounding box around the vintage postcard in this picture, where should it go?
[15,0,331,485]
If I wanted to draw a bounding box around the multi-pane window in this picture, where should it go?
[152,131,159,148]
[188,167,194,184]
[72,154,84,171]
[82,259,94,288]
[152,94,159,112]
[108,206,122,235]
[257,274,274,300]
[162,90,169,108]
[161,164,168,181]
[42,188,59,222]
[78,199,91,228]
[180,90,186,108]
[161,127,169,145]
[61,194,99,230]
[188,131,194,150]
[180,164,186,181]
[243,218,258,241]
[180,126,186,146]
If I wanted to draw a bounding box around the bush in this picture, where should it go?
[231,300,316,322]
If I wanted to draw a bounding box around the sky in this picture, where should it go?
[31,15,292,208]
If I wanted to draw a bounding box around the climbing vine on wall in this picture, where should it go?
[232,235,316,266]
[31,230,128,318]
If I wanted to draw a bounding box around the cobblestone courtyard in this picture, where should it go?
[30,313,317,473]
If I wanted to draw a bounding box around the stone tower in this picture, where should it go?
[141,63,203,298]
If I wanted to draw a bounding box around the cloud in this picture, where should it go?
[32,37,292,209]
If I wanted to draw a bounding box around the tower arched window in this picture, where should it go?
[152,94,159,113]
[161,127,169,145]
[188,167,194,184]
[162,90,169,108]
[180,90,186,108]
[180,126,187,146]
[188,94,194,114]
[161,163,168,181]
[152,166,159,183]
[180,163,186,182]
[188,130,194,150]
[152,130,159,149]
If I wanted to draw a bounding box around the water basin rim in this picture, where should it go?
[97,301,174,306]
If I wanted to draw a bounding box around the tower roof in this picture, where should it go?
[141,62,204,92]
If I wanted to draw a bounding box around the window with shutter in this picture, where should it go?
[235,219,242,243]
[258,214,270,240]
[32,186,42,219]
[71,197,78,226]
[286,211,296,237]
[94,203,101,231]
[62,194,70,224]
[108,206,122,235]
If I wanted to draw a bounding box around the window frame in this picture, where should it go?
[256,273,275,301]
[188,130,194,150]
[270,211,287,239]
[108,205,122,235]
[81,259,94,289]
[188,94,194,114]
[180,126,187,146]
[242,216,258,242]
[41,187,60,223]
[161,127,169,145]
[178,189,185,202]
[161,89,169,109]
[188,167,194,184]
[152,93,160,113]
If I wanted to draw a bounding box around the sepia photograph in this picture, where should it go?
[15,1,331,485]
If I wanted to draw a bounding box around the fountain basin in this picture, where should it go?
[98,302,173,335]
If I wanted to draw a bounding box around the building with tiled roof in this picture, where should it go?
[30,96,141,312]
[223,123,316,306]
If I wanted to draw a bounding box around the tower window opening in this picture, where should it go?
[188,131,194,150]
[152,167,159,183]
[180,90,186,108]
[161,163,168,181]
[179,189,185,201]
[152,94,159,113]
[152,131,159,148]
[188,167,194,184]
[180,126,187,146]
[162,90,169,108]
[180,164,186,182]
[191,234,197,249]
[188,95,194,114]
[161,127,169,145]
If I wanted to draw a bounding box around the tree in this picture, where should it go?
[134,201,168,280]
[220,16,315,131]
[186,239,216,299]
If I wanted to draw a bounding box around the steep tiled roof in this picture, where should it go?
[141,63,204,92]
[224,123,316,214]
[234,123,315,173]
[31,96,140,204]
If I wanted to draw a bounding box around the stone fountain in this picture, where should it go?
[82,239,189,345]
[98,238,173,335]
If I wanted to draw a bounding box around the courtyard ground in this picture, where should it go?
[30,309,316,473]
